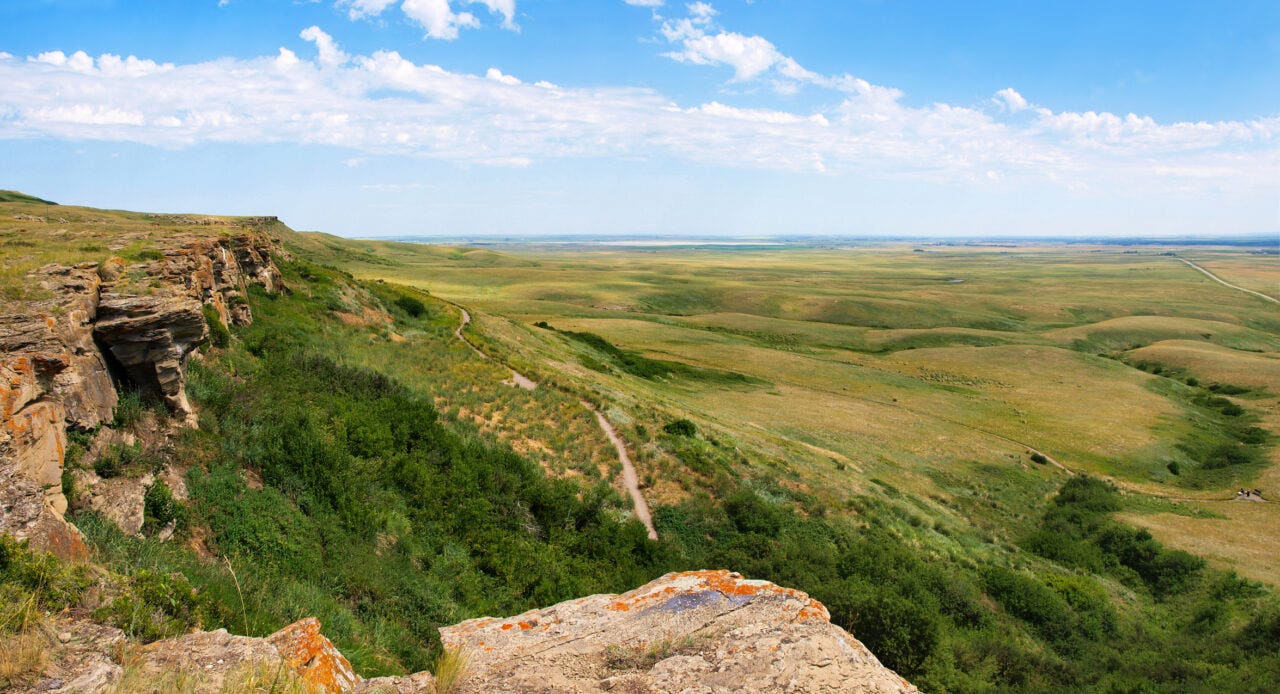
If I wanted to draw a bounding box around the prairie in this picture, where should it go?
[321,237,1280,581]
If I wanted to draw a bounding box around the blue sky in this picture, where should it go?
[0,0,1276,237]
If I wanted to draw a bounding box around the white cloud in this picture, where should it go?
[341,0,518,39]
[624,0,664,7]
[300,26,349,67]
[339,0,398,19]
[995,87,1029,112]
[485,67,521,85]
[470,0,516,30]
[665,30,782,81]
[0,39,1274,197]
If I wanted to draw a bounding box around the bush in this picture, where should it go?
[984,567,1072,642]
[94,446,125,479]
[393,295,426,318]
[202,304,231,348]
[113,389,148,429]
[824,582,940,677]
[96,569,206,642]
[143,481,183,535]
[94,442,154,479]
[663,419,697,437]
[1029,452,1048,465]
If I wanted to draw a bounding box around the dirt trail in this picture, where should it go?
[1174,257,1279,305]
[457,308,537,390]
[453,305,658,538]
[589,404,659,539]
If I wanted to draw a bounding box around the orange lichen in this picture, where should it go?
[603,570,832,623]
[265,618,357,694]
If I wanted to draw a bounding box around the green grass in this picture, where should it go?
[0,190,56,205]
[6,199,1280,691]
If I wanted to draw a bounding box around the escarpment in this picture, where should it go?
[0,231,284,559]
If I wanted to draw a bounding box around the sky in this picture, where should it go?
[0,0,1277,238]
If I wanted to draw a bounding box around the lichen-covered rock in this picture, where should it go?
[266,616,359,693]
[441,570,917,693]
[15,617,355,694]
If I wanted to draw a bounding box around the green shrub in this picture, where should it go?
[983,567,1072,642]
[94,446,125,478]
[823,582,940,677]
[393,295,427,318]
[0,536,91,627]
[1029,452,1048,465]
[143,481,183,535]
[113,389,148,429]
[94,442,158,479]
[663,419,697,437]
[202,304,231,348]
[96,569,206,642]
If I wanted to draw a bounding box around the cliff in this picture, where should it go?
[15,571,915,693]
[0,224,283,560]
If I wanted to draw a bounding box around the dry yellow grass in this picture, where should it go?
[1180,253,1280,298]
[1126,340,1280,391]
[0,631,48,686]
[1120,502,1280,586]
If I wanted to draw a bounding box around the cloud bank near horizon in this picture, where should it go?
[0,18,1274,200]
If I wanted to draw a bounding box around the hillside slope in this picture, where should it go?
[1,197,1278,692]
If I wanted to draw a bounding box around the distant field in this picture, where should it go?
[318,237,1280,582]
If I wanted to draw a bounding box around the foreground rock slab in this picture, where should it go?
[442,570,917,694]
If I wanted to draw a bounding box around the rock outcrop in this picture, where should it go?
[0,232,283,558]
[14,571,915,693]
[16,616,356,694]
[442,570,917,693]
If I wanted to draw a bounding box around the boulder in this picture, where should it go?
[441,570,918,693]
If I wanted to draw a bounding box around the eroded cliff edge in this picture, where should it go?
[0,225,283,559]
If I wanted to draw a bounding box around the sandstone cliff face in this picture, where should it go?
[0,233,283,559]
[15,571,915,693]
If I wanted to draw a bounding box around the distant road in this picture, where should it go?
[1174,257,1279,305]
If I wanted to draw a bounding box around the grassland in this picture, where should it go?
[317,237,1280,585]
[5,196,1280,691]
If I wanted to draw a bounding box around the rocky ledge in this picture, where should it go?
[15,570,915,693]
[0,233,283,560]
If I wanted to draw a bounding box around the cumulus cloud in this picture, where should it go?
[624,0,664,7]
[995,87,1029,112]
[300,26,349,67]
[340,0,517,39]
[485,67,521,85]
[0,37,1274,194]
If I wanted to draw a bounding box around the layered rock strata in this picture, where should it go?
[0,234,283,558]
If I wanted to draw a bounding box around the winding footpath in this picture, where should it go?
[1174,257,1279,305]
[455,306,659,539]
